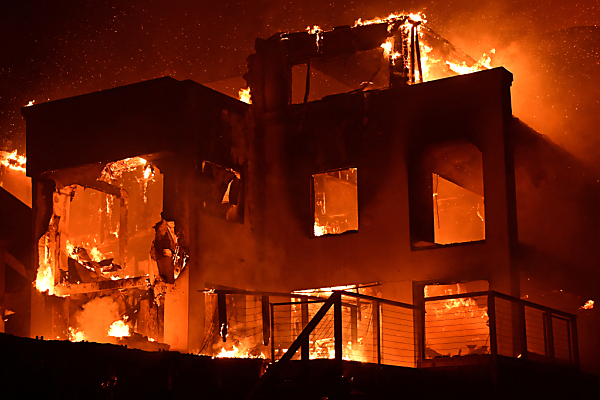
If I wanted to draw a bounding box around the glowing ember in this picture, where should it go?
[581,299,594,310]
[99,157,147,182]
[68,327,87,342]
[313,224,327,237]
[238,87,251,104]
[212,342,266,359]
[0,150,27,172]
[306,25,321,35]
[108,320,131,337]
[143,164,153,180]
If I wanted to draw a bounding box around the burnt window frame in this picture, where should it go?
[311,166,359,238]
[409,140,486,250]
[201,160,244,224]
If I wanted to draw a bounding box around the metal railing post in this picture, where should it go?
[262,295,270,346]
[375,300,381,364]
[301,299,310,361]
[414,306,423,368]
[334,292,343,361]
[545,312,555,363]
[570,316,580,368]
[518,303,528,360]
[488,292,498,358]
[217,291,227,341]
[270,303,275,361]
[351,302,358,344]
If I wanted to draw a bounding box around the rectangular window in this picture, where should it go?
[312,168,358,236]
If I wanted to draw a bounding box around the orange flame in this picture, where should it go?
[212,341,266,359]
[0,150,27,173]
[68,327,87,342]
[108,320,131,337]
[238,87,251,104]
[35,264,54,295]
[354,12,427,27]
[446,49,495,75]
[581,299,594,310]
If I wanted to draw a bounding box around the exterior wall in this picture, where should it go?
[22,70,522,352]
[238,68,518,302]
[23,77,251,351]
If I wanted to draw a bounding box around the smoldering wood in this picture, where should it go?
[152,219,176,284]
[138,293,162,341]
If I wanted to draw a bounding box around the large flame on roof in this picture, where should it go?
[355,11,494,83]
[354,12,426,27]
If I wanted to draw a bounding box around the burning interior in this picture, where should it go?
[34,155,186,347]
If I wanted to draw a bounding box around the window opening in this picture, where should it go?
[313,167,358,236]
[433,174,485,245]
[202,161,243,223]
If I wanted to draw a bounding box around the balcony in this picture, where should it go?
[205,289,578,369]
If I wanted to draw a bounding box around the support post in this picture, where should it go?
[488,292,498,358]
[570,317,579,368]
[413,306,423,368]
[545,312,555,363]
[375,300,381,364]
[270,303,275,361]
[334,292,343,361]
[518,304,528,360]
[301,299,310,361]
[262,295,270,346]
[350,303,358,344]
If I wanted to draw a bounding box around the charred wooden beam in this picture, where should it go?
[119,189,128,268]
[5,252,34,281]
[53,275,150,296]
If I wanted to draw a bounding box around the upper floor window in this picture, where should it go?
[433,173,485,245]
[312,167,358,236]
[410,141,485,247]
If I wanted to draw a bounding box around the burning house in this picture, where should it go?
[9,12,598,399]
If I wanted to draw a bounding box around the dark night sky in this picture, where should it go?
[1,1,598,161]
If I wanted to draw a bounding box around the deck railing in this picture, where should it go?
[270,292,420,367]
[423,291,579,367]
[203,289,578,369]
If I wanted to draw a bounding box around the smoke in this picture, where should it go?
[73,295,121,343]
[2,1,598,155]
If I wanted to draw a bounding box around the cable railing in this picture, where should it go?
[201,288,578,371]
[270,292,420,367]
[423,291,579,367]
